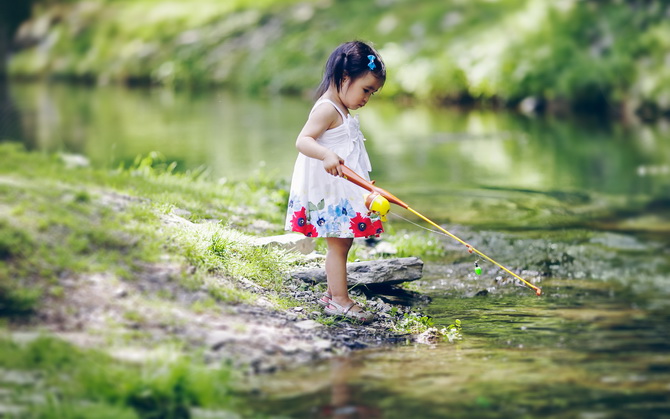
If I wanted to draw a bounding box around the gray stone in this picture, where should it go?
[291,257,423,286]
[253,233,315,254]
[206,330,236,350]
[294,320,322,330]
[313,339,332,351]
[370,241,398,256]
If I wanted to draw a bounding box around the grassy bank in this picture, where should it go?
[0,143,455,416]
[8,0,670,118]
[0,143,442,317]
[0,143,305,415]
[0,144,294,315]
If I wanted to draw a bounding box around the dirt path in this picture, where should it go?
[20,258,414,374]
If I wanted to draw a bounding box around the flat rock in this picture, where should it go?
[253,233,315,255]
[291,257,424,286]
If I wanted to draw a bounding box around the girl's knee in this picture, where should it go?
[327,237,353,253]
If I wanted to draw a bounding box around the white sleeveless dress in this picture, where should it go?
[285,99,384,238]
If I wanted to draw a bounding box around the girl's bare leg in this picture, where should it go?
[325,237,357,308]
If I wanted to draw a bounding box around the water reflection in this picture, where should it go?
[4,82,669,235]
[0,82,22,142]
[2,82,669,417]
[249,278,670,418]
[318,358,381,419]
[3,82,669,201]
[2,82,309,180]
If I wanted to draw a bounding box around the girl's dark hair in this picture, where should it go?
[315,41,386,98]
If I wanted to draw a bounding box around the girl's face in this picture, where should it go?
[339,72,383,110]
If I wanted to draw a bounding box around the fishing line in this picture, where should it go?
[389,212,453,238]
[341,164,542,296]
[390,212,487,276]
[405,207,541,295]
[390,212,520,286]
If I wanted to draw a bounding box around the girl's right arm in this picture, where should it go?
[295,104,344,177]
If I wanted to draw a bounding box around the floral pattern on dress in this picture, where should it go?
[285,99,380,239]
[290,207,318,237]
[287,195,383,238]
[349,212,384,237]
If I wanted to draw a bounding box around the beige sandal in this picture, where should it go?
[324,300,374,324]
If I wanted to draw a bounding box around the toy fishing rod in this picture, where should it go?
[341,165,542,296]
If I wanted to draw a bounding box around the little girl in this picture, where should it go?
[285,41,386,324]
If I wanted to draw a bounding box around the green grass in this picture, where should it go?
[0,143,310,415]
[391,312,435,334]
[385,230,446,259]
[0,335,246,418]
[0,143,297,317]
[391,313,463,343]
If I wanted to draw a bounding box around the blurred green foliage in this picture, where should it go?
[7,0,670,115]
[0,335,244,418]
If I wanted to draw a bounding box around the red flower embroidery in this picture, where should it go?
[291,207,318,237]
[371,218,384,236]
[349,212,383,237]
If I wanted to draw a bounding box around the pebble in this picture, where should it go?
[115,287,128,298]
[313,339,332,351]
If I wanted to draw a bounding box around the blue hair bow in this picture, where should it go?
[367,55,376,70]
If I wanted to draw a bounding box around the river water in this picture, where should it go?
[2,82,670,417]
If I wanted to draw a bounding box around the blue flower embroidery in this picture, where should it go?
[312,209,335,236]
[328,199,355,220]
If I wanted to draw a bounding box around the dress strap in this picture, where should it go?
[310,99,348,122]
